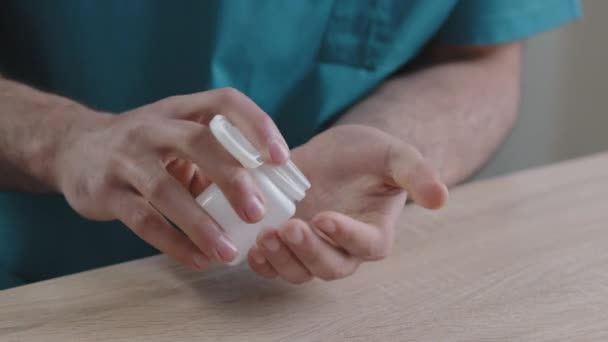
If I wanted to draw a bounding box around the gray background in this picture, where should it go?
[479,0,607,179]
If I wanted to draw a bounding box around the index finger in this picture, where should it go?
[160,88,289,164]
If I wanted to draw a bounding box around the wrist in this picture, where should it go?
[25,98,113,192]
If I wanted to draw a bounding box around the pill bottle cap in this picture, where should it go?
[263,160,311,202]
[210,114,310,201]
[209,115,263,169]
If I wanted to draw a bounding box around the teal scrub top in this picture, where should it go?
[0,0,581,289]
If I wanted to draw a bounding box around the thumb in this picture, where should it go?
[386,140,448,209]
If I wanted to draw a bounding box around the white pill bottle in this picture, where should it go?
[195,115,311,265]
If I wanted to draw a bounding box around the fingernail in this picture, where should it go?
[216,235,238,262]
[193,254,208,271]
[245,194,265,222]
[268,138,289,163]
[413,179,448,210]
[316,219,335,234]
[286,224,303,244]
[262,236,280,252]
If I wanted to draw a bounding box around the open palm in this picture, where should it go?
[295,125,412,239]
[247,125,448,283]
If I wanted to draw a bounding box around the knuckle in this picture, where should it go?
[129,209,157,240]
[385,139,418,170]
[401,141,422,159]
[156,95,187,113]
[258,117,280,140]
[300,242,322,265]
[189,220,219,247]
[184,126,211,148]
[255,113,274,129]
[91,157,126,198]
[215,87,245,106]
[107,153,130,174]
[140,173,171,199]
[95,174,115,199]
[164,94,186,105]
[402,142,425,169]
[125,122,151,142]
[193,222,214,239]
[225,168,250,190]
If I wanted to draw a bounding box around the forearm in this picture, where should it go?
[0,77,98,192]
[335,43,522,186]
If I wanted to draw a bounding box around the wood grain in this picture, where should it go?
[3,153,608,341]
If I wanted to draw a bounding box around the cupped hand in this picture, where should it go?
[53,88,289,271]
[247,124,448,283]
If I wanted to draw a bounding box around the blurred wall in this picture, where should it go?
[478,0,608,178]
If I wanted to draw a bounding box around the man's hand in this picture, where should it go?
[247,125,448,283]
[51,88,290,271]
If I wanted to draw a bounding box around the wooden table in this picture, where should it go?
[3,153,608,341]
